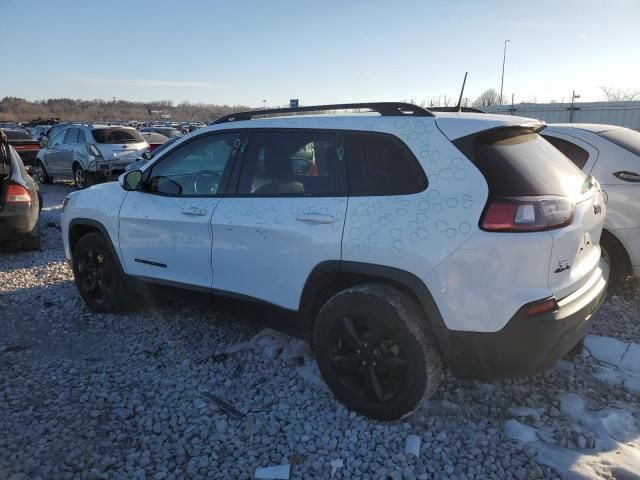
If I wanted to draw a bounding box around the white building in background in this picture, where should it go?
[481,101,640,130]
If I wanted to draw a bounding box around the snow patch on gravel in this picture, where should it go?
[585,335,640,393]
[514,393,640,479]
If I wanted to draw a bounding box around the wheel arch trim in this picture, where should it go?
[299,260,448,338]
[67,218,125,273]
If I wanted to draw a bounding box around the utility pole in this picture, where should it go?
[262,99,266,109]
[500,40,510,105]
[569,90,580,122]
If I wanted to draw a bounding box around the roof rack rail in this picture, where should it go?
[212,102,434,125]
[428,106,486,113]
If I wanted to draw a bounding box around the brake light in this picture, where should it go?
[481,196,574,232]
[14,144,39,151]
[4,183,31,204]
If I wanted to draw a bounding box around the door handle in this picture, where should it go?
[295,214,335,225]
[181,207,208,216]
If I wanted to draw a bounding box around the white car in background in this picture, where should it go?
[541,124,640,289]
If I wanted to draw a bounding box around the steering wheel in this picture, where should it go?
[194,170,222,194]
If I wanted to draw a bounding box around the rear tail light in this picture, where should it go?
[4,183,31,204]
[87,144,102,157]
[481,196,574,232]
[14,144,39,151]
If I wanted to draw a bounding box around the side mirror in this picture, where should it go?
[142,151,152,160]
[40,138,49,148]
[122,170,143,191]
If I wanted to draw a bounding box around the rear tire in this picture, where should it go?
[73,164,92,189]
[72,232,130,313]
[32,161,53,184]
[601,230,630,292]
[313,284,442,420]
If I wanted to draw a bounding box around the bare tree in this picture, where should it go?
[472,88,500,107]
[600,87,640,101]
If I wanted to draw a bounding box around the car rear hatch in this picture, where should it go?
[92,127,148,162]
[449,123,605,300]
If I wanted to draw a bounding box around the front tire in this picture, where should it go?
[313,284,442,420]
[72,232,130,312]
[601,230,630,292]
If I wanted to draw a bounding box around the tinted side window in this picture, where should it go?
[77,130,87,144]
[346,132,426,196]
[238,130,340,196]
[146,132,241,196]
[542,135,589,169]
[64,128,79,144]
[467,128,586,197]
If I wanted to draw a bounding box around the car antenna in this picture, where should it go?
[456,72,468,113]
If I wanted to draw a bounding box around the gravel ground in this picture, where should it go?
[0,183,639,480]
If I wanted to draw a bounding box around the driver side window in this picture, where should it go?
[146,132,242,196]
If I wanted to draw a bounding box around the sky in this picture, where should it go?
[1,0,639,107]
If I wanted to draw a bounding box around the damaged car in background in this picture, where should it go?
[33,125,149,189]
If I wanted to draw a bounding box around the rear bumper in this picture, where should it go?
[0,204,38,241]
[438,268,607,379]
[88,161,134,181]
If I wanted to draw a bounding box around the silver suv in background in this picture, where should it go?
[33,125,149,189]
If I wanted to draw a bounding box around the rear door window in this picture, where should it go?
[345,132,427,196]
[92,128,144,144]
[542,135,590,169]
[238,130,343,196]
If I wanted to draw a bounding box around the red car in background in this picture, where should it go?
[2,129,41,168]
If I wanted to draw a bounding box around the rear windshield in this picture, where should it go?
[92,128,144,144]
[4,130,31,140]
[598,128,640,157]
[157,128,183,138]
[468,128,586,197]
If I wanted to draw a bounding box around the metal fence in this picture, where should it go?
[481,101,640,130]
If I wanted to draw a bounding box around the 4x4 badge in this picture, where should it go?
[593,204,602,215]
[554,259,570,274]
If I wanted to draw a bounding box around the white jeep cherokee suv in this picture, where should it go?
[61,103,607,420]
